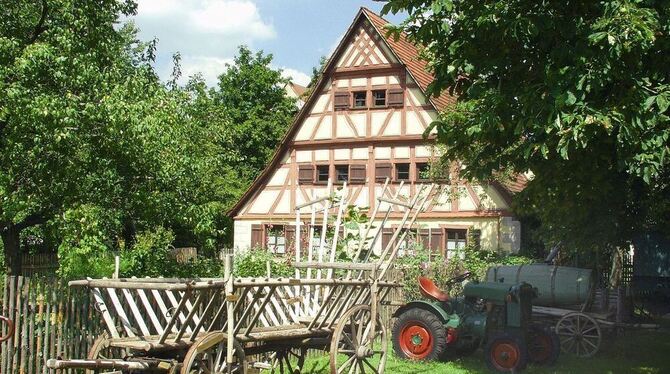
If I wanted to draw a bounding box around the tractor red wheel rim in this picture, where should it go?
[399,322,433,359]
[491,341,520,370]
[530,334,552,363]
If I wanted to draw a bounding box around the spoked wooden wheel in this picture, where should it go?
[86,332,127,374]
[181,332,246,374]
[330,305,387,374]
[0,316,14,343]
[270,347,307,374]
[555,312,601,358]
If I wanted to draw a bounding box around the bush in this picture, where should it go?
[57,205,118,280]
[120,227,222,278]
[234,247,293,278]
[395,237,535,302]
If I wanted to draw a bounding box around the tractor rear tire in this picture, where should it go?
[485,332,528,373]
[392,308,447,361]
[528,325,560,366]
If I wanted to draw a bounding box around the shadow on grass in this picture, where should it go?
[303,330,670,374]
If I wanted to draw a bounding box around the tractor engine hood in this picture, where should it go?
[463,281,537,303]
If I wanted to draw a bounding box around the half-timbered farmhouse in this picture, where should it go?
[229,8,522,257]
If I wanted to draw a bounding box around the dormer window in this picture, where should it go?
[353,91,367,108]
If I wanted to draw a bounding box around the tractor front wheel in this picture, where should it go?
[392,308,447,361]
[485,332,528,373]
[528,325,560,366]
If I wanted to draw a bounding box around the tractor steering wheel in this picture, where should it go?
[0,316,14,343]
[447,271,472,285]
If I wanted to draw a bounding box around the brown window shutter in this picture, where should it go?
[349,164,366,183]
[381,228,393,252]
[387,88,404,107]
[285,225,296,250]
[375,163,392,183]
[298,165,315,184]
[419,229,430,249]
[251,224,264,248]
[431,229,444,254]
[334,91,350,110]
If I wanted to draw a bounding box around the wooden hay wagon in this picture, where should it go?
[47,180,435,373]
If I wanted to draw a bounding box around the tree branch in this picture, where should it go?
[15,213,47,231]
[27,0,48,44]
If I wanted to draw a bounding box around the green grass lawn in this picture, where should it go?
[301,328,670,373]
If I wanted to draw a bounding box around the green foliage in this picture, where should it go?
[383,0,670,254]
[0,3,293,275]
[234,247,293,278]
[208,45,297,181]
[396,235,535,302]
[56,205,118,280]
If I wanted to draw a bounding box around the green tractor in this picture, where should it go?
[391,272,560,372]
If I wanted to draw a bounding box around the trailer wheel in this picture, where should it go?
[555,312,601,358]
[0,316,14,343]
[485,332,528,373]
[181,332,246,374]
[271,346,307,374]
[392,308,447,361]
[86,332,127,374]
[330,305,387,374]
[528,325,560,365]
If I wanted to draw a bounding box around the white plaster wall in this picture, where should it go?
[352,148,368,159]
[314,116,332,140]
[268,168,289,186]
[233,220,253,251]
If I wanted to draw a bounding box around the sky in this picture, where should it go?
[129,0,407,86]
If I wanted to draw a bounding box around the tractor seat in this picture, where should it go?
[418,276,449,302]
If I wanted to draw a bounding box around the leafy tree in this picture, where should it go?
[210,46,297,181]
[0,1,238,274]
[383,0,670,257]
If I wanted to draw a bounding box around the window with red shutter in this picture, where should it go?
[387,88,404,107]
[334,91,350,110]
[349,164,366,184]
[375,163,392,183]
[298,165,315,184]
[251,224,264,248]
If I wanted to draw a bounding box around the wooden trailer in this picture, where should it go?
[47,180,435,373]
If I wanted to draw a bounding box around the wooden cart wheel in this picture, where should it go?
[0,316,14,343]
[330,305,387,374]
[181,331,246,374]
[271,347,307,374]
[86,332,127,374]
[555,312,601,358]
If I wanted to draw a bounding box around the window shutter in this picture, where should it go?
[381,228,393,252]
[387,88,404,107]
[251,224,264,248]
[298,165,315,184]
[334,91,350,110]
[419,229,430,249]
[431,229,444,254]
[285,225,296,251]
[375,163,392,183]
[349,164,366,183]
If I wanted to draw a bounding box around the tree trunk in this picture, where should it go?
[1,223,22,275]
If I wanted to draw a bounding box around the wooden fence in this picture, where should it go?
[0,271,406,373]
[1,276,103,374]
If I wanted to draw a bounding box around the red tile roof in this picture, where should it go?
[362,8,456,111]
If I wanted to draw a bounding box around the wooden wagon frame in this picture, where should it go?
[48,180,435,373]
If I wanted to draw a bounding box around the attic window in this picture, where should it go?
[316,165,330,183]
[396,163,410,181]
[373,90,386,107]
[416,163,430,181]
[335,165,349,183]
[353,91,367,108]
